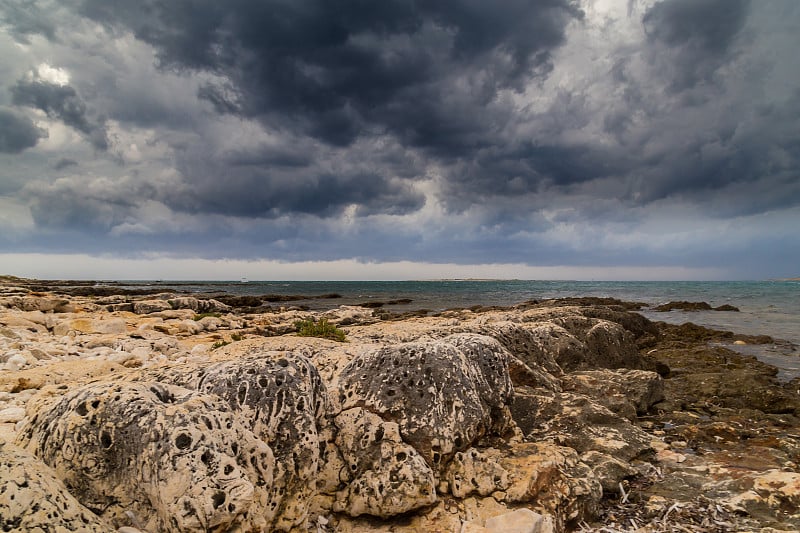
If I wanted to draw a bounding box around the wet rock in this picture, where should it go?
[0,441,112,532]
[653,301,740,312]
[561,369,664,420]
[337,334,514,466]
[16,381,276,532]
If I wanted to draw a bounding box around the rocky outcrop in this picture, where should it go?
[337,334,514,467]
[17,381,278,532]
[3,287,800,532]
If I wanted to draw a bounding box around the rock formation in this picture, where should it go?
[2,281,800,532]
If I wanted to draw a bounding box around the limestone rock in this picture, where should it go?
[52,317,127,336]
[444,447,509,498]
[580,450,638,494]
[495,442,602,527]
[333,407,437,517]
[561,369,664,420]
[337,335,514,466]
[0,441,112,532]
[511,388,653,461]
[16,381,277,532]
[0,296,73,313]
[138,352,328,531]
[132,300,172,314]
[484,508,555,533]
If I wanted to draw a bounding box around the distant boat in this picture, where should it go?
[240,277,248,283]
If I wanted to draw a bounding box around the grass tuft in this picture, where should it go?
[294,318,347,342]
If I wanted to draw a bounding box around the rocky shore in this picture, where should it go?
[2,277,800,532]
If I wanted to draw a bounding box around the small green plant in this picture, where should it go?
[231,333,244,342]
[194,312,222,321]
[294,318,347,342]
[211,339,230,350]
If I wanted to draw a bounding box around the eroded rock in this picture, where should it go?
[16,381,276,532]
[337,335,514,467]
[0,440,112,532]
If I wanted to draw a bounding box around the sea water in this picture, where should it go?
[119,279,800,379]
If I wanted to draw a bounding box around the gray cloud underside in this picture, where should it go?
[0,106,45,152]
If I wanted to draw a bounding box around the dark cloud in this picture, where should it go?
[0,106,45,152]
[169,147,426,219]
[643,0,751,91]
[0,0,57,43]
[80,0,581,152]
[11,79,109,149]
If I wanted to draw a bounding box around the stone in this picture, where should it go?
[16,381,277,532]
[511,388,653,461]
[484,508,554,533]
[332,407,437,517]
[580,450,638,494]
[445,447,509,498]
[0,441,112,532]
[0,406,26,424]
[337,335,514,466]
[137,352,329,531]
[495,442,601,527]
[561,369,664,420]
[133,300,172,314]
[52,317,127,336]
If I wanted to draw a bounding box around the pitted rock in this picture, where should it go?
[136,352,328,531]
[337,336,514,466]
[0,441,112,532]
[16,381,276,532]
[333,407,437,517]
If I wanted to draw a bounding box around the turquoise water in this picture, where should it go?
[125,280,800,378]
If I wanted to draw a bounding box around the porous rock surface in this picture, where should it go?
[17,381,277,532]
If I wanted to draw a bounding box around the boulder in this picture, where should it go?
[16,381,277,532]
[511,387,653,462]
[137,353,329,531]
[0,441,112,532]
[133,300,173,314]
[561,369,664,420]
[337,334,514,467]
[332,407,437,517]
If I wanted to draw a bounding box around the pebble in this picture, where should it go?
[0,406,26,424]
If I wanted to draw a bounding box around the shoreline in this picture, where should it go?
[2,278,800,531]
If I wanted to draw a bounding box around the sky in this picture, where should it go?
[0,0,798,281]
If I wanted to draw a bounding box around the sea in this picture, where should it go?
[120,279,800,380]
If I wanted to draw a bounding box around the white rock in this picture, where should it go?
[0,406,26,424]
[4,353,28,371]
[484,509,554,533]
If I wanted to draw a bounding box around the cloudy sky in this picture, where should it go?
[1,0,798,280]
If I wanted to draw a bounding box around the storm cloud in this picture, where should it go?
[0,107,45,153]
[0,0,798,279]
[11,78,109,150]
